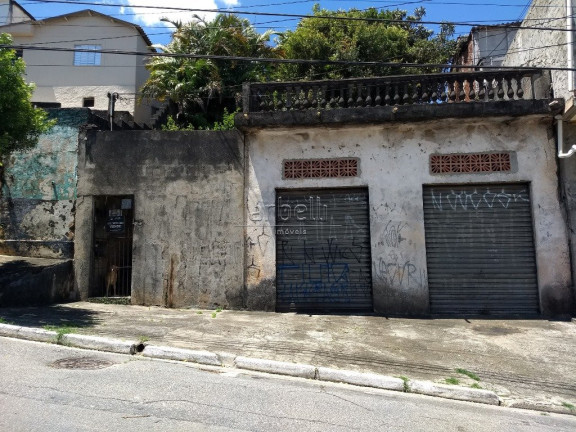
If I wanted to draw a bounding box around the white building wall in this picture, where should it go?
[245,116,571,315]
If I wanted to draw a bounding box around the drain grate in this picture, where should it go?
[50,357,115,370]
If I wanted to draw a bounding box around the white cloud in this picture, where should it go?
[124,0,240,27]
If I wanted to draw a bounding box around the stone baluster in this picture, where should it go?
[478,79,486,101]
[374,85,382,106]
[458,78,466,102]
[356,84,364,107]
[285,86,293,110]
[402,84,410,104]
[320,85,327,108]
[506,77,515,100]
[496,78,505,100]
[421,80,430,103]
[488,78,495,100]
[440,81,448,103]
[338,87,345,108]
[430,81,439,103]
[384,84,391,105]
[516,75,524,99]
[448,80,457,102]
[347,84,355,107]
[393,85,401,105]
[468,79,476,101]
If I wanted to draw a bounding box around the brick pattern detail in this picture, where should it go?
[430,153,511,174]
[284,158,358,179]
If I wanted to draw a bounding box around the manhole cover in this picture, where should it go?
[51,357,115,370]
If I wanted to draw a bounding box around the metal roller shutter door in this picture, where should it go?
[276,188,373,313]
[423,183,539,316]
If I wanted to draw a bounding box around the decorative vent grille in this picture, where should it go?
[283,158,358,179]
[430,153,511,174]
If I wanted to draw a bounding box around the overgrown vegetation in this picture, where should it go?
[275,5,455,80]
[456,368,480,382]
[141,7,455,130]
[0,33,55,159]
[44,324,76,344]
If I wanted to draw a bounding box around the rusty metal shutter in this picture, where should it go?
[423,183,539,316]
[276,188,373,313]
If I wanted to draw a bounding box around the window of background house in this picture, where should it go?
[83,97,95,108]
[74,45,101,66]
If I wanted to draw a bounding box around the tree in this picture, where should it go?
[275,6,456,81]
[140,14,278,129]
[0,33,55,158]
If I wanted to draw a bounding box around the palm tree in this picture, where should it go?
[141,14,278,129]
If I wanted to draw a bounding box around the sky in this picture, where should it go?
[11,0,533,47]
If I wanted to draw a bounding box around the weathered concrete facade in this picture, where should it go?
[243,116,572,316]
[0,108,91,259]
[504,0,571,100]
[504,1,576,314]
[76,130,245,308]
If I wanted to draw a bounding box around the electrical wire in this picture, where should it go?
[17,0,574,32]
[5,43,576,72]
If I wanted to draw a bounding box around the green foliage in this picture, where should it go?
[275,6,456,80]
[456,368,480,381]
[445,377,460,385]
[141,14,278,129]
[44,324,76,344]
[0,33,55,159]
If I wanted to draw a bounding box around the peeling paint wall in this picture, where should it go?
[76,130,245,308]
[503,0,569,100]
[0,108,91,259]
[245,116,572,316]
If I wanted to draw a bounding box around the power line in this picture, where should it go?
[19,0,574,32]
[4,43,576,72]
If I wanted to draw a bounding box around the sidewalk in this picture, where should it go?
[0,301,575,414]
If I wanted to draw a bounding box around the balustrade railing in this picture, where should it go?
[242,70,546,113]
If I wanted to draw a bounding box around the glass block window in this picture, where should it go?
[283,158,358,179]
[74,45,102,66]
[430,153,511,174]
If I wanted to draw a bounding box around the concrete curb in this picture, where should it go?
[234,356,317,379]
[141,344,222,366]
[61,333,137,355]
[0,323,56,343]
[317,367,405,391]
[408,379,501,406]
[0,325,502,407]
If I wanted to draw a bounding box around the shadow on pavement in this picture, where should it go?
[0,305,101,329]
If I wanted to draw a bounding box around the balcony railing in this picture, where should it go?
[242,69,548,113]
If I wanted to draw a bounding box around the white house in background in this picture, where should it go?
[0,0,33,24]
[0,1,157,124]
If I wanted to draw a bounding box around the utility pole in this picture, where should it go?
[107,92,119,131]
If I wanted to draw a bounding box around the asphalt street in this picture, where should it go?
[1,337,576,432]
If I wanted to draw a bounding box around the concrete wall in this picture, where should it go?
[0,256,73,306]
[245,116,572,316]
[76,130,245,309]
[504,0,570,100]
[0,108,91,259]
[558,122,576,313]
